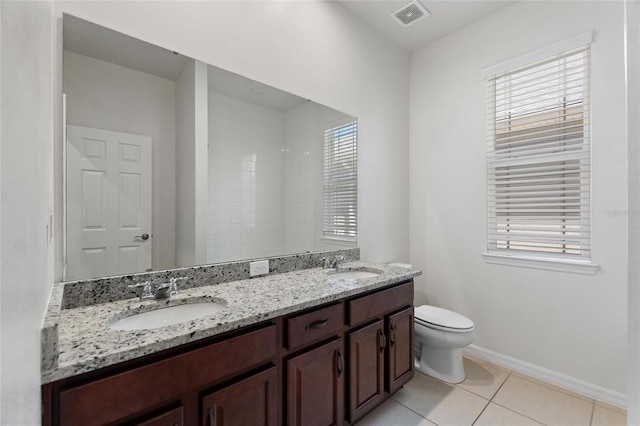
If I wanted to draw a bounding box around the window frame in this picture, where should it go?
[321,118,358,242]
[481,32,598,275]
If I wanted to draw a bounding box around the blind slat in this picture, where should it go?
[323,121,357,239]
[486,45,590,259]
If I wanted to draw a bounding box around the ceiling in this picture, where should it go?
[64,14,190,81]
[64,14,307,112]
[338,0,518,52]
[64,1,519,108]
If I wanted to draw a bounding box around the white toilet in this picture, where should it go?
[413,305,475,384]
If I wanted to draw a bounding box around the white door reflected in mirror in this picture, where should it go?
[66,125,152,280]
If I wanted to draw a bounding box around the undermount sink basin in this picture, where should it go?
[108,300,227,331]
[328,269,382,280]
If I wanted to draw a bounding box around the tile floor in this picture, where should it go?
[358,356,626,426]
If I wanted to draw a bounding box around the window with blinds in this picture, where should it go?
[323,120,357,241]
[486,44,591,261]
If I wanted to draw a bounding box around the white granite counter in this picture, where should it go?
[42,261,420,384]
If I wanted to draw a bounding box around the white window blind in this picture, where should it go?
[486,44,591,261]
[323,120,357,240]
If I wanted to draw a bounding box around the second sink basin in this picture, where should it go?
[328,268,382,280]
[331,271,380,279]
[108,299,227,331]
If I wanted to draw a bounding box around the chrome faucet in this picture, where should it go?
[128,277,187,300]
[322,255,346,269]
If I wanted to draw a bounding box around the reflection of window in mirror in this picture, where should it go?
[323,120,358,241]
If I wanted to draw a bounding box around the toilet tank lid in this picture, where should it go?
[415,305,474,330]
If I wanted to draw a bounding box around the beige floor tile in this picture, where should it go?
[591,403,627,426]
[456,357,511,400]
[474,403,543,426]
[595,400,627,415]
[510,371,593,402]
[392,373,489,426]
[356,398,437,426]
[492,375,594,425]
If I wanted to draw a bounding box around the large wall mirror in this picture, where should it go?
[63,14,358,281]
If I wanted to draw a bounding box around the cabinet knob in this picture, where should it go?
[379,331,387,352]
[336,349,344,377]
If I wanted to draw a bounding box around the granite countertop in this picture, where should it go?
[41,261,421,384]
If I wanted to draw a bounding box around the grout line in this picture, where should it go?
[468,371,544,424]
[588,400,595,426]
[489,401,548,425]
[470,401,490,426]
[490,370,513,402]
[486,371,549,425]
[391,397,434,424]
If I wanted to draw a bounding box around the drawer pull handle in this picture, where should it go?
[390,324,396,346]
[208,408,216,426]
[337,349,344,377]
[379,331,387,352]
[305,319,329,330]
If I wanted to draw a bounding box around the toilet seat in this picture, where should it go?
[415,305,474,333]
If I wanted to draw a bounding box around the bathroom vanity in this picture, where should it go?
[41,257,420,425]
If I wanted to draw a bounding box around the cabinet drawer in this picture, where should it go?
[137,405,184,426]
[58,325,276,426]
[348,282,413,327]
[286,303,344,350]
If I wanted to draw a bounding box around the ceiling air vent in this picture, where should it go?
[391,0,430,28]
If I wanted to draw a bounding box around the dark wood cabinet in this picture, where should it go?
[286,338,345,426]
[387,307,414,394]
[348,320,385,424]
[202,367,277,426]
[346,283,415,424]
[48,325,276,426]
[43,280,415,426]
[136,406,184,426]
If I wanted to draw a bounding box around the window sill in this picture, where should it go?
[320,237,357,246]
[481,253,599,275]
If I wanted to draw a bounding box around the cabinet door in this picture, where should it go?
[136,406,184,426]
[387,307,414,394]
[202,367,277,426]
[348,320,385,424]
[286,338,344,426]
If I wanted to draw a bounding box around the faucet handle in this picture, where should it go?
[128,281,153,299]
[167,277,188,296]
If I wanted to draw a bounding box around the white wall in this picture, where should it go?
[626,0,640,420]
[175,59,208,267]
[63,51,177,272]
[282,101,356,254]
[54,1,411,265]
[283,101,317,253]
[410,1,627,395]
[207,92,286,262]
[208,94,356,263]
[0,1,54,424]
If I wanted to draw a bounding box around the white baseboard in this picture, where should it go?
[464,345,627,410]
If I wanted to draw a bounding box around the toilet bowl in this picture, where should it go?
[414,305,475,384]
